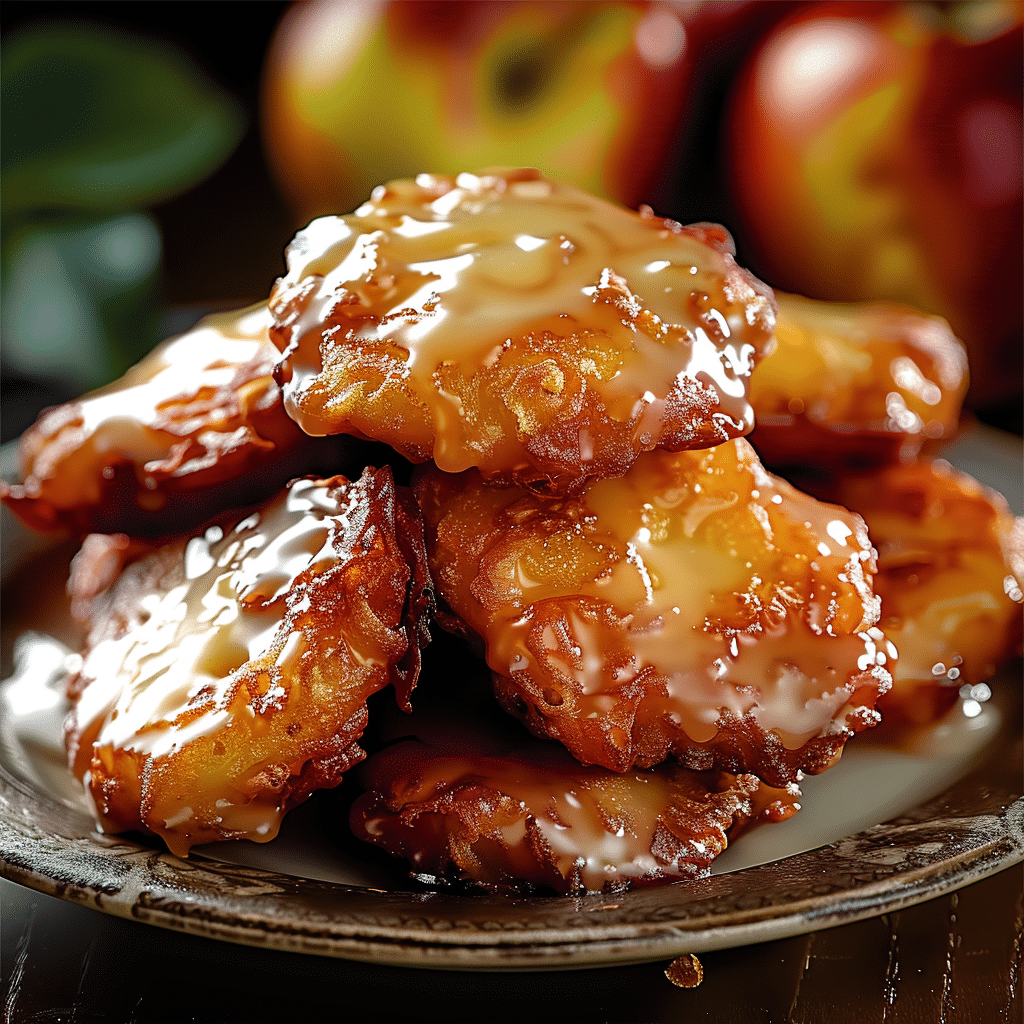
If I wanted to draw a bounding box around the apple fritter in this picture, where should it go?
[2,304,347,538]
[749,292,968,470]
[269,167,776,495]
[818,460,1023,725]
[64,467,433,856]
[352,710,799,896]
[414,439,892,786]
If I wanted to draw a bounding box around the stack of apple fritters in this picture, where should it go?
[4,170,1020,893]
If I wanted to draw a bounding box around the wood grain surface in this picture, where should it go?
[3,865,1020,1023]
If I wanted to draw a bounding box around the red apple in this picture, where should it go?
[726,1,1023,409]
[261,0,695,223]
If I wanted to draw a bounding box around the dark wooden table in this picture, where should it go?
[3,864,1020,1023]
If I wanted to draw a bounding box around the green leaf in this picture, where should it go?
[1,25,245,214]
[2,212,162,389]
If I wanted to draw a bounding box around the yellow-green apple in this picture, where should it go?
[726,1,1022,408]
[261,0,693,221]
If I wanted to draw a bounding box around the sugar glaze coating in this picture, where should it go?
[818,459,1023,724]
[750,292,969,470]
[2,305,328,538]
[415,440,892,785]
[270,168,776,493]
[66,468,432,856]
[352,705,799,895]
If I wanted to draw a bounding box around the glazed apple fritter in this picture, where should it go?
[817,460,1023,724]
[749,292,969,471]
[268,167,777,494]
[65,467,433,856]
[351,701,799,896]
[414,439,893,786]
[2,304,346,538]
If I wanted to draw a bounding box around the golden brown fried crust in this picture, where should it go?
[268,169,776,495]
[65,467,433,855]
[351,713,798,895]
[816,459,1023,725]
[67,533,155,630]
[1,308,348,539]
[749,293,969,471]
[414,440,891,786]
[487,599,882,782]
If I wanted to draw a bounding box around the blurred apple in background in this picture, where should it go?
[261,0,696,220]
[726,1,1023,414]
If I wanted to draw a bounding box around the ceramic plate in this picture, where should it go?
[1,427,1021,970]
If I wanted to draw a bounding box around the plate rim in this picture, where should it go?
[2,740,1021,969]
